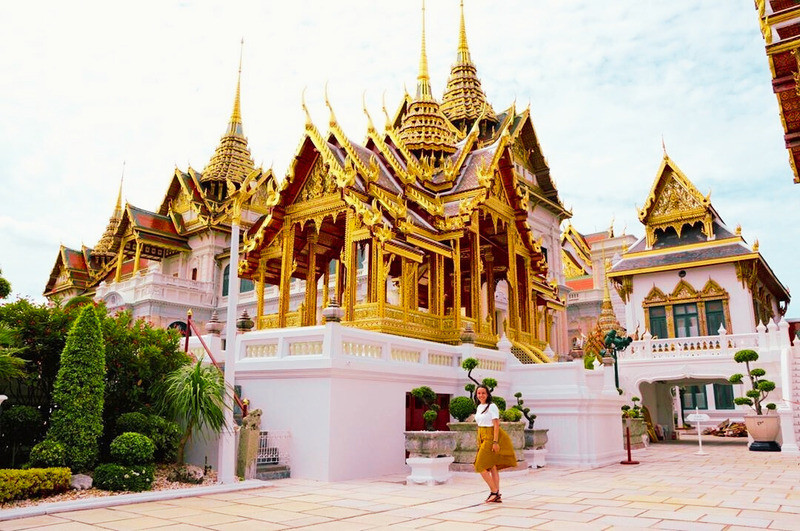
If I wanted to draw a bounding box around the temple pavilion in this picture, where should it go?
[238,3,567,361]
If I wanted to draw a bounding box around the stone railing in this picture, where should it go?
[236,321,508,376]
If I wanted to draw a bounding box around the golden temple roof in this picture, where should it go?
[397,1,458,156]
[440,1,495,125]
[200,63,255,184]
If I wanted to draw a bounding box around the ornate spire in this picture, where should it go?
[398,0,457,157]
[441,0,495,126]
[597,259,625,336]
[201,40,255,185]
[94,167,125,257]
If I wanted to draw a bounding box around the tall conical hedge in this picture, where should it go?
[47,304,105,471]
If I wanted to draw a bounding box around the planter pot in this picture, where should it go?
[447,422,525,464]
[524,428,549,450]
[622,418,647,450]
[744,414,781,452]
[404,431,456,458]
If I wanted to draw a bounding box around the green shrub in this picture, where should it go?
[29,440,66,468]
[93,463,154,492]
[449,396,476,422]
[410,386,440,431]
[491,396,506,411]
[0,468,71,503]
[500,408,522,422]
[47,305,105,471]
[116,412,149,436]
[146,415,181,463]
[110,433,155,466]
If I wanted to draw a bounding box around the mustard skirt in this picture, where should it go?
[474,426,517,473]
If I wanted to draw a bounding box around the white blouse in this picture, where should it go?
[474,402,499,427]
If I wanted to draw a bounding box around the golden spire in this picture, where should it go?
[441,0,495,126]
[94,165,126,257]
[598,258,625,336]
[397,0,457,157]
[201,39,255,185]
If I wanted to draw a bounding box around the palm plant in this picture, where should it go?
[159,360,228,463]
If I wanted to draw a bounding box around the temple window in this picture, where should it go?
[713,383,735,410]
[673,303,699,338]
[704,300,726,334]
[222,264,255,296]
[681,385,708,410]
[648,306,668,339]
[191,268,198,281]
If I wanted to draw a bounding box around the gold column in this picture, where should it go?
[255,256,266,323]
[278,222,295,327]
[485,252,495,334]
[453,237,462,331]
[304,231,318,326]
[697,301,707,336]
[665,304,675,338]
[376,240,386,317]
[114,237,129,283]
[506,228,519,339]
[322,262,330,310]
[470,232,481,334]
[411,261,419,311]
[343,210,356,320]
[132,242,142,274]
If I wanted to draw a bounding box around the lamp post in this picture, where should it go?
[0,395,7,449]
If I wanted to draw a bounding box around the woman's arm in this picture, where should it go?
[492,418,500,452]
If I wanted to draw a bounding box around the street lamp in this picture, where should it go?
[0,395,7,444]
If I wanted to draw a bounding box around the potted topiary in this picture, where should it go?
[621,396,647,450]
[403,386,456,459]
[728,349,780,451]
[513,392,547,450]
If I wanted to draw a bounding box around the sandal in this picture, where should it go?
[485,491,499,503]
[491,492,502,503]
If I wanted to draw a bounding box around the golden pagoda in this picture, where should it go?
[238,2,568,363]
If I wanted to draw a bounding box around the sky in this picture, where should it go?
[1,1,798,316]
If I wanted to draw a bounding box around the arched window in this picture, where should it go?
[222,264,254,297]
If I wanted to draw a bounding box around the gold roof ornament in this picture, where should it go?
[94,169,125,257]
[397,0,458,158]
[201,40,256,185]
[440,0,495,127]
[597,259,625,337]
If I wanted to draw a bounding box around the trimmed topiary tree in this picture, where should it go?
[411,386,440,431]
[46,304,105,471]
[29,440,66,468]
[449,396,476,422]
[110,432,155,466]
[729,349,777,415]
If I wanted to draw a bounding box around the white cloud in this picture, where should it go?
[1,0,797,312]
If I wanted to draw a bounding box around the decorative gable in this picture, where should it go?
[638,155,714,248]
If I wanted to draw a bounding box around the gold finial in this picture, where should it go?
[661,135,667,157]
[362,92,376,133]
[187,308,193,318]
[229,39,244,132]
[381,91,392,129]
[753,239,759,252]
[416,0,432,101]
[301,87,313,128]
[115,161,125,218]
[735,224,742,236]
[324,82,338,127]
[457,0,470,63]
[608,215,615,238]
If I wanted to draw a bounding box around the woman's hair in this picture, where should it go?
[475,384,493,414]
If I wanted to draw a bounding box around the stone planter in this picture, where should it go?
[744,414,781,452]
[622,418,647,450]
[524,428,549,450]
[404,431,456,458]
[447,421,525,464]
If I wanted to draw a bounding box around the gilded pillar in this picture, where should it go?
[376,240,386,316]
[453,237,462,330]
[485,252,495,334]
[278,222,295,328]
[343,210,357,321]
[470,231,481,334]
[506,228,519,339]
[322,262,330,310]
[411,261,419,311]
[132,242,142,274]
[255,256,266,322]
[114,237,129,283]
[304,231,318,326]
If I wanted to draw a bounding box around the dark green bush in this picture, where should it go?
[449,396,476,422]
[47,305,105,471]
[3,405,44,466]
[146,415,181,463]
[0,468,71,503]
[93,463,154,492]
[492,396,506,411]
[110,433,155,466]
[116,412,149,436]
[29,440,66,468]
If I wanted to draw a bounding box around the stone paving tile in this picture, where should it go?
[58,524,130,531]
[651,521,724,530]
[592,515,663,528]
[479,515,549,528]
[389,517,443,528]
[418,521,496,530]
[344,513,413,526]
[0,515,72,530]
[531,510,600,523]
[58,508,139,524]
[700,513,774,528]
[94,516,176,530]
[169,510,250,526]
[584,505,647,517]
[129,506,200,519]
[534,521,606,530]
[301,506,369,519]
[208,520,287,530]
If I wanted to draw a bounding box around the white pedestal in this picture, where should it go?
[523,448,547,469]
[406,456,455,485]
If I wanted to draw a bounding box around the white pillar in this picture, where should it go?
[219,222,240,484]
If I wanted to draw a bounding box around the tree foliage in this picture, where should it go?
[728,349,776,415]
[47,305,106,471]
[0,268,11,299]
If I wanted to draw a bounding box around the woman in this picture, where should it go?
[474,385,517,503]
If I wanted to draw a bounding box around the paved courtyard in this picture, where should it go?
[2,438,799,530]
